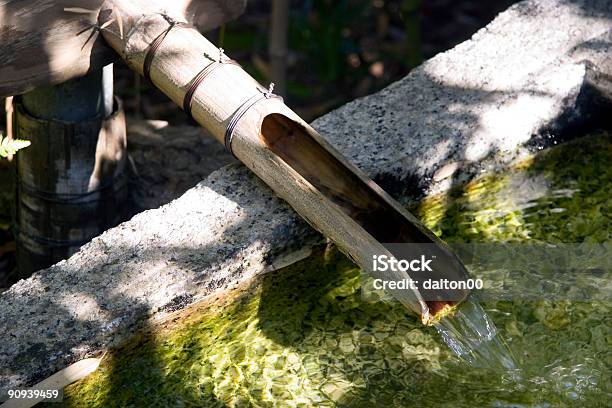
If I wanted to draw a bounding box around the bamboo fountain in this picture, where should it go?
[96,0,476,325]
[0,1,556,400]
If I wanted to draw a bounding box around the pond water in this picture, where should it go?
[59,132,611,407]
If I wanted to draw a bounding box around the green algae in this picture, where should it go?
[60,251,449,407]
[413,132,611,244]
[60,132,611,407]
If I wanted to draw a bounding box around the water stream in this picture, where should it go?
[435,298,517,371]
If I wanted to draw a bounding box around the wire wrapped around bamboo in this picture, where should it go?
[99,0,471,323]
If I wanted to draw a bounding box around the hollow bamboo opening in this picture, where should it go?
[260,113,470,318]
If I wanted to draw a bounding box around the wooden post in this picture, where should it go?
[14,66,128,276]
[99,0,471,323]
[20,66,114,121]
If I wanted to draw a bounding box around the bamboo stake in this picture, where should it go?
[99,0,470,323]
[401,0,423,69]
[269,0,289,97]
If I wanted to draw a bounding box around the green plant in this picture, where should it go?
[0,132,30,158]
[291,0,366,83]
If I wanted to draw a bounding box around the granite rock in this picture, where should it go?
[0,0,610,392]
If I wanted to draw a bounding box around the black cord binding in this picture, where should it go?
[224,83,282,155]
[143,15,192,83]
[182,48,240,118]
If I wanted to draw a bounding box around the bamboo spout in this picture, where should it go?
[99,0,470,322]
[259,113,471,320]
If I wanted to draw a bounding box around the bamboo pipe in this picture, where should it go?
[99,0,470,324]
[0,0,246,97]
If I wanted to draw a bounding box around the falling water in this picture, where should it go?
[435,297,518,371]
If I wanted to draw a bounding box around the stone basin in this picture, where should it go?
[0,0,611,395]
[58,131,612,406]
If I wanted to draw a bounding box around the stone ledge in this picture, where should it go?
[1,0,610,392]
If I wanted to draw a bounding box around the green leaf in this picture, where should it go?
[0,133,31,158]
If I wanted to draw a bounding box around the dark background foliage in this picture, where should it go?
[114,0,517,123]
